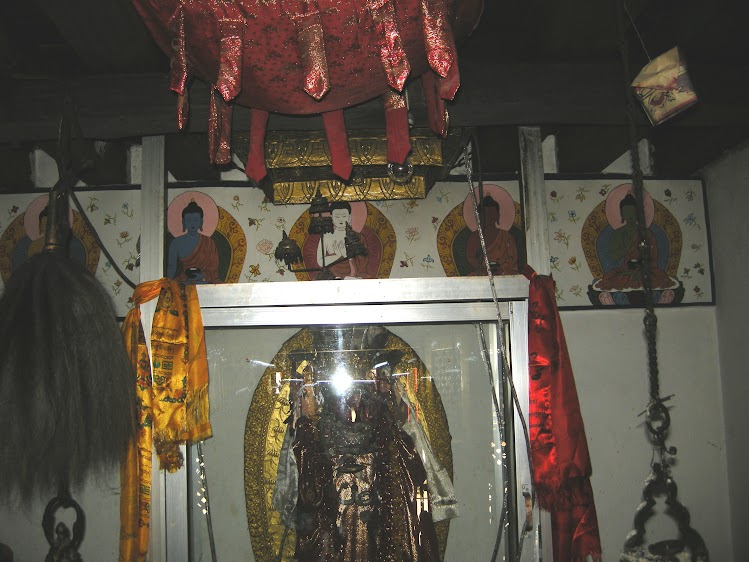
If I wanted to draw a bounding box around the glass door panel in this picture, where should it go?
[189,321,513,562]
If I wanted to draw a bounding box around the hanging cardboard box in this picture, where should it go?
[631,47,698,125]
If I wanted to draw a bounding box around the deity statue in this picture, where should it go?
[271,326,458,562]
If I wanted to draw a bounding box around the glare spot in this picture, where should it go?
[332,368,353,394]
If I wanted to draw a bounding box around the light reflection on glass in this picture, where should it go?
[247,359,275,368]
[331,367,353,394]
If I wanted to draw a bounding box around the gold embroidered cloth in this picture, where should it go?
[119,279,212,561]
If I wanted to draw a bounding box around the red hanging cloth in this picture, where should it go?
[524,265,602,562]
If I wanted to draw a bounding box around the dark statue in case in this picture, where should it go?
[271,326,458,562]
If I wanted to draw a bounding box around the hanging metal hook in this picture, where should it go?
[617,0,709,558]
[42,96,85,255]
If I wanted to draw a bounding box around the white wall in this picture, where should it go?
[0,472,120,560]
[701,143,749,562]
[0,293,733,562]
[550,135,732,560]
[562,307,731,561]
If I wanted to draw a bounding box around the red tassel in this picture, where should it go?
[368,0,411,91]
[322,110,353,180]
[420,0,454,78]
[208,90,219,162]
[216,18,244,102]
[283,0,330,100]
[383,90,411,164]
[168,6,187,95]
[438,46,460,101]
[208,90,232,165]
[246,108,269,182]
[217,101,232,164]
[176,90,189,131]
[422,72,448,138]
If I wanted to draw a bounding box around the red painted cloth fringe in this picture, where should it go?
[524,265,602,562]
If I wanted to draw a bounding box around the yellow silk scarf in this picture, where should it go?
[119,279,212,561]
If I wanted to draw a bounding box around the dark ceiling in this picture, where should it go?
[1,0,748,188]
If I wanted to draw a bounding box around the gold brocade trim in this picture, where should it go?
[244,328,453,562]
[232,127,471,204]
[273,175,426,204]
[261,130,443,169]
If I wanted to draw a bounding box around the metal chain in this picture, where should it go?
[465,138,533,562]
[617,0,673,462]
[619,7,709,560]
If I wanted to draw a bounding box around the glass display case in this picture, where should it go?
[130,146,541,562]
[162,277,538,562]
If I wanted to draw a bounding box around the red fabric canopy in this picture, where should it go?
[132,0,483,180]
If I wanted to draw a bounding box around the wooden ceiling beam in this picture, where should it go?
[34,0,165,73]
[553,126,633,174]
[633,0,727,61]
[651,126,749,176]
[474,127,521,174]
[2,61,748,144]
[165,134,222,181]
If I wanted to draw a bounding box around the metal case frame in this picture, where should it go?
[140,137,537,562]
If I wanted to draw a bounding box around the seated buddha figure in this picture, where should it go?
[166,200,220,284]
[465,195,519,276]
[316,201,369,279]
[593,193,677,305]
[11,203,86,271]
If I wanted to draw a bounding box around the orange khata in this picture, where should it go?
[119,279,212,562]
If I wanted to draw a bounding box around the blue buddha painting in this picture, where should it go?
[166,191,247,284]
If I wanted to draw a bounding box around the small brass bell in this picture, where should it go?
[274,230,303,269]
